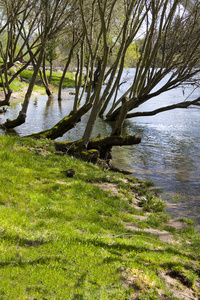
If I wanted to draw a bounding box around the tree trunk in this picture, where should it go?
[111,97,130,136]
[82,46,109,147]
[2,47,45,129]
[21,48,44,114]
[93,57,102,89]
[26,103,92,139]
[49,61,53,83]
[58,47,74,101]
[87,134,141,150]
[0,89,12,107]
[54,134,141,161]
[40,54,53,97]
[73,38,85,112]
[2,111,26,129]
[45,86,52,97]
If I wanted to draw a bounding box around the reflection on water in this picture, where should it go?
[0,76,200,227]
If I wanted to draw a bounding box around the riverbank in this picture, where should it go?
[1,73,200,230]
[0,134,199,299]
[0,69,75,104]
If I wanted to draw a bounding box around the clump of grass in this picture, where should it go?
[141,179,155,188]
[139,194,166,212]
[146,212,170,228]
[179,217,196,225]
[0,135,199,299]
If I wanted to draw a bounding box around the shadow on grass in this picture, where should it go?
[0,256,70,268]
[1,231,48,248]
[75,235,194,259]
[0,229,198,285]
[71,294,84,300]
[74,272,87,288]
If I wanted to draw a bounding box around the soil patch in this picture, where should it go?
[159,271,200,300]
[93,183,119,195]
[125,223,175,243]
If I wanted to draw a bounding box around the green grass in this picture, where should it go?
[0,68,74,98]
[20,70,75,88]
[0,69,75,94]
[0,135,199,299]
[10,79,26,93]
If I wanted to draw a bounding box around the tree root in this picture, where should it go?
[54,134,141,167]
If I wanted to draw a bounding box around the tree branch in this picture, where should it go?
[126,98,200,119]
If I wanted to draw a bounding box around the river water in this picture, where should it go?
[0,69,200,227]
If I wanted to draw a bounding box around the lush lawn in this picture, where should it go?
[0,135,199,299]
[20,70,75,89]
[0,69,74,98]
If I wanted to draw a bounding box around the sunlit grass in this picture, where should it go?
[0,135,199,299]
[20,70,75,88]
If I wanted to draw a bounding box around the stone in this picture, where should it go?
[66,169,75,178]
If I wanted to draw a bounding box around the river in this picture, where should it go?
[0,69,200,227]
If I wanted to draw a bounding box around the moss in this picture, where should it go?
[81,151,89,156]
[80,150,100,163]
[88,149,99,154]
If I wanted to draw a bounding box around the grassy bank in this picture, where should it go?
[0,135,199,299]
[20,70,75,89]
[0,69,75,98]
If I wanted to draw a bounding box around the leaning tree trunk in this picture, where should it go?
[111,97,130,136]
[39,68,52,97]
[3,47,45,129]
[39,53,53,97]
[26,103,92,139]
[0,89,12,107]
[0,52,12,107]
[87,134,141,160]
[54,134,141,163]
[82,46,109,147]
[58,47,74,101]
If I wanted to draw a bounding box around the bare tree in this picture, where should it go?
[0,0,39,106]
[57,2,83,101]
[81,0,149,146]
[2,0,75,128]
[1,0,200,161]
[105,0,200,135]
